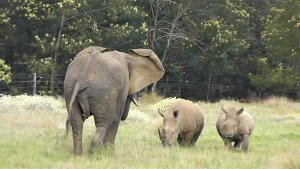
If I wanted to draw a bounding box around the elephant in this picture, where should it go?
[64,46,165,155]
[216,105,254,152]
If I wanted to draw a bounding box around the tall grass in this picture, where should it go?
[0,95,300,169]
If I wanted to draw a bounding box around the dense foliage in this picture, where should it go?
[0,0,299,100]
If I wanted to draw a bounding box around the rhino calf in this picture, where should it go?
[158,100,204,147]
[216,106,254,151]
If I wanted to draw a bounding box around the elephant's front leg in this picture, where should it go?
[70,103,84,156]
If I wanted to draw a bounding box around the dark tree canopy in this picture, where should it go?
[0,0,299,101]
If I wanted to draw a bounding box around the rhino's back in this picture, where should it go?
[238,111,254,135]
[175,100,204,131]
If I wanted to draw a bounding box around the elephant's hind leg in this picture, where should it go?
[89,98,114,153]
[70,102,84,156]
[103,121,120,146]
[90,124,108,153]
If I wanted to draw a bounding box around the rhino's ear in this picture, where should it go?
[221,105,228,114]
[158,108,164,117]
[173,110,178,118]
[237,108,244,115]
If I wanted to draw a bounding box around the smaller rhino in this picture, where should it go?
[216,106,254,151]
[158,100,204,147]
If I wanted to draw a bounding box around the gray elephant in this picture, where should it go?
[64,46,165,155]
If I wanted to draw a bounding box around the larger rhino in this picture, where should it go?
[158,100,204,147]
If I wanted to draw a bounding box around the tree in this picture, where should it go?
[0,59,11,83]
[250,0,300,98]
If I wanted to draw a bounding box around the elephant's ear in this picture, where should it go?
[127,49,165,94]
[75,46,110,59]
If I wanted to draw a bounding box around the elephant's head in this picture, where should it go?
[126,49,165,94]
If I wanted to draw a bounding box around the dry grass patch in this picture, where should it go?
[0,95,300,169]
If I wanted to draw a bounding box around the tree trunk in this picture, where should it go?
[149,0,160,93]
[206,70,212,101]
[150,0,159,50]
[163,75,169,96]
[50,13,65,92]
[178,79,182,97]
[151,4,184,93]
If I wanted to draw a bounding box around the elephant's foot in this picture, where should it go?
[73,147,83,156]
[103,121,120,146]
[73,138,83,156]
[90,126,108,153]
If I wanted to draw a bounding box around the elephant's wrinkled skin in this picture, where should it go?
[216,106,254,152]
[64,46,165,155]
[158,100,204,147]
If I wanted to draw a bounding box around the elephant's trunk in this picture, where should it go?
[121,94,139,121]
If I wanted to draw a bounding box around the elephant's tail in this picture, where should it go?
[65,82,80,136]
[65,52,97,136]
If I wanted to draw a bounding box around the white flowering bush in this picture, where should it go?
[127,109,154,123]
[153,97,183,111]
[0,94,65,112]
[127,97,182,123]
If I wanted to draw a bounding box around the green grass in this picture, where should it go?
[0,94,300,169]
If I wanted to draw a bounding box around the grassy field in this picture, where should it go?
[0,94,300,169]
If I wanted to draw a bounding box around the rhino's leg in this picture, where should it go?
[241,134,250,152]
[222,138,232,148]
[233,135,242,148]
[192,129,202,145]
[183,131,196,146]
[177,135,184,146]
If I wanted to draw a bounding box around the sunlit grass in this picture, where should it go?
[0,95,300,168]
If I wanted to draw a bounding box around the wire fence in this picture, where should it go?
[1,73,299,101]
[0,73,65,96]
[1,73,219,99]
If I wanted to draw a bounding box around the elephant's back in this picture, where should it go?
[64,51,127,98]
[89,51,127,84]
[64,54,88,98]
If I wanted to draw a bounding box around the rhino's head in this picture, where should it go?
[158,108,180,147]
[220,106,244,139]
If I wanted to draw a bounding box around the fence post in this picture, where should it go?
[33,73,36,96]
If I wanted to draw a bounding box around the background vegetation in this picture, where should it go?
[0,0,299,100]
[0,94,300,169]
